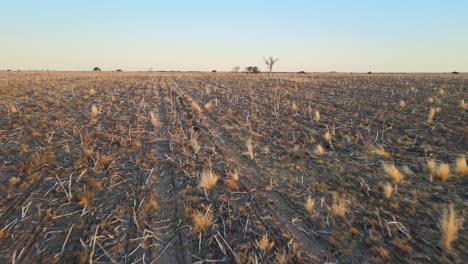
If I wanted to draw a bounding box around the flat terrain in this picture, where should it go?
[0,71,467,263]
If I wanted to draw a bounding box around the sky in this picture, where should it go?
[1,0,468,72]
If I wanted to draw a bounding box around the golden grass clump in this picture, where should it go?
[256,234,275,252]
[383,163,404,183]
[436,163,450,181]
[314,110,321,121]
[427,159,437,181]
[304,196,315,215]
[89,88,96,96]
[291,102,298,112]
[230,171,239,181]
[144,198,158,213]
[438,88,445,96]
[427,108,436,123]
[192,207,214,233]
[91,105,98,118]
[427,97,435,104]
[77,191,94,208]
[331,196,347,217]
[191,101,202,113]
[9,177,20,188]
[150,111,158,127]
[455,156,467,176]
[383,183,392,199]
[190,135,201,154]
[371,146,390,158]
[204,101,212,111]
[199,168,219,190]
[245,139,254,160]
[8,103,17,113]
[323,131,332,142]
[459,99,467,110]
[440,205,461,250]
[399,100,406,108]
[314,144,325,156]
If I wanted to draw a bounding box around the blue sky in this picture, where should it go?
[1,0,467,72]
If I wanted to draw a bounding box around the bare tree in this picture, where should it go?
[232,66,240,73]
[264,56,279,77]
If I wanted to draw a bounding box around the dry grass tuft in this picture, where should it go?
[150,111,158,127]
[440,205,461,250]
[245,139,254,160]
[89,88,96,96]
[304,196,315,215]
[77,191,94,208]
[274,249,288,264]
[256,234,275,251]
[455,156,467,176]
[427,97,435,104]
[8,103,17,113]
[291,102,298,112]
[91,105,98,118]
[427,159,437,182]
[144,198,158,213]
[191,101,202,113]
[383,183,392,199]
[427,108,436,123]
[314,110,321,121]
[331,196,347,217]
[373,246,390,260]
[399,100,406,108]
[230,171,239,181]
[436,163,450,181]
[371,146,390,158]
[199,168,219,190]
[9,177,20,188]
[192,207,214,233]
[439,88,445,96]
[204,101,212,111]
[383,163,404,183]
[190,134,201,154]
[323,131,332,142]
[314,144,325,156]
[459,99,467,110]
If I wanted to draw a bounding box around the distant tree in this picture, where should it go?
[232,66,240,73]
[452,71,460,74]
[93,67,101,71]
[116,69,123,72]
[367,71,372,74]
[212,70,217,73]
[264,56,279,77]
[297,71,306,74]
[245,66,260,74]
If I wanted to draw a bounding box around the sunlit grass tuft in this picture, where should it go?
[304,196,315,215]
[427,108,436,123]
[314,110,321,121]
[383,183,392,199]
[383,163,404,183]
[440,205,461,250]
[314,144,324,156]
[192,207,214,233]
[455,156,467,176]
[437,163,450,181]
[199,168,219,190]
[256,234,275,251]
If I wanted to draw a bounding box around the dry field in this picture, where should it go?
[0,71,467,263]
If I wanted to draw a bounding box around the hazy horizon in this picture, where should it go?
[1,0,468,72]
